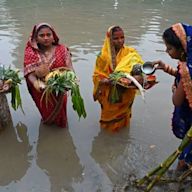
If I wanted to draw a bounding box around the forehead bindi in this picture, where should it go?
[37,27,52,35]
[113,30,124,38]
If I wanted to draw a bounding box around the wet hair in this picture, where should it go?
[111,26,123,35]
[163,27,183,50]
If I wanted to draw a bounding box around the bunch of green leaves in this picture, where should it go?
[0,66,21,86]
[109,71,127,83]
[71,83,87,119]
[0,66,24,112]
[108,72,127,103]
[42,70,87,119]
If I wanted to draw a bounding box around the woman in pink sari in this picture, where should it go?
[24,23,73,128]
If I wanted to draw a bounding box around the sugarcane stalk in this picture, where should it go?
[136,165,162,185]
[178,166,192,182]
[136,126,192,192]
[146,151,180,192]
[158,177,178,183]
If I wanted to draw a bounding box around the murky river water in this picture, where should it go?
[0,0,192,191]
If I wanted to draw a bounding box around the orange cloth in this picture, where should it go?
[93,26,143,132]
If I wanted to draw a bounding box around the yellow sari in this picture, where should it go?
[93,26,144,132]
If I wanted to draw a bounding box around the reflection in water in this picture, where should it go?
[91,128,131,184]
[0,0,192,191]
[0,121,31,186]
[91,127,159,188]
[36,123,83,192]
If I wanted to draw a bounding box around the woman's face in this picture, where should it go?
[36,27,54,47]
[164,41,183,60]
[112,30,124,51]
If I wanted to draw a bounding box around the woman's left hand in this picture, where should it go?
[133,75,144,85]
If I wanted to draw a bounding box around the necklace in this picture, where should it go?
[43,47,54,56]
[40,46,55,65]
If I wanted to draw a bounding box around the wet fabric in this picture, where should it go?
[93,26,143,132]
[24,23,73,128]
[171,23,192,164]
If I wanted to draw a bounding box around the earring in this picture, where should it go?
[181,51,186,61]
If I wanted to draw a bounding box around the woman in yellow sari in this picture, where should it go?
[93,26,144,132]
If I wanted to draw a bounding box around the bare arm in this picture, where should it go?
[27,72,45,92]
[27,72,37,85]
[172,80,185,106]
[153,60,177,76]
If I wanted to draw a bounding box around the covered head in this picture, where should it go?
[167,23,192,109]
[28,22,59,49]
[163,23,192,74]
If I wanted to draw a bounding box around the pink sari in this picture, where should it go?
[24,23,73,128]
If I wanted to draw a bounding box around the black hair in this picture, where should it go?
[111,26,123,35]
[35,25,52,37]
[163,27,183,50]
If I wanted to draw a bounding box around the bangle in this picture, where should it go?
[164,65,177,76]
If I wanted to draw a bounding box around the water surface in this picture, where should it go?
[0,0,191,191]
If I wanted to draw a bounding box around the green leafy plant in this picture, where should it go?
[109,71,127,103]
[42,69,87,119]
[0,66,23,112]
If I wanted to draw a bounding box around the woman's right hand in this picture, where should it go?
[152,60,166,71]
[99,78,111,85]
[33,79,46,92]
[35,65,50,78]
